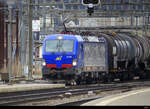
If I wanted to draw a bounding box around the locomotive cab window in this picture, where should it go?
[45,39,74,52]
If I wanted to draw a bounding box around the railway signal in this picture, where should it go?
[82,0,100,16]
[82,0,100,6]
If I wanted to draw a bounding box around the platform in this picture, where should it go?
[82,88,150,106]
[0,83,65,93]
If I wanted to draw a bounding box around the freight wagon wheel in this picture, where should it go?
[75,76,81,85]
[85,77,92,84]
[103,73,113,83]
[145,71,150,79]
[108,73,114,82]
[128,72,134,80]
[139,72,146,79]
[76,80,80,85]
[102,75,108,83]
[120,72,128,81]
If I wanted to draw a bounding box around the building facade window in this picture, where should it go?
[63,0,69,3]
[55,0,61,2]
[80,5,86,10]
[59,4,63,9]
[73,5,78,10]
[66,5,72,10]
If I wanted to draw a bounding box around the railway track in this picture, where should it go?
[0,80,150,106]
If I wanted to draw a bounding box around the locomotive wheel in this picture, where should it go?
[65,81,70,86]
[42,74,50,80]
[65,80,77,86]
[71,80,77,86]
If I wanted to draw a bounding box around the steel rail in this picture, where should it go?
[0,81,150,106]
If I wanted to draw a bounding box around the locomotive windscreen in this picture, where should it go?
[83,42,106,71]
[45,40,74,52]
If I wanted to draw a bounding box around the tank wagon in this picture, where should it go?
[42,32,150,84]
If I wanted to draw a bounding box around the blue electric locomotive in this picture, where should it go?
[42,34,84,80]
[42,33,108,84]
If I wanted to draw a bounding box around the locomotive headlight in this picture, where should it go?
[72,59,77,66]
[42,61,46,66]
[57,36,63,40]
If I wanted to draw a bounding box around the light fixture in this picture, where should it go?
[72,59,77,66]
[57,36,63,40]
[42,61,46,66]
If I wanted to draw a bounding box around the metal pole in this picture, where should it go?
[136,16,138,35]
[145,15,148,36]
[20,0,25,77]
[130,15,133,26]
[28,0,33,80]
[54,15,56,34]
[8,6,12,82]
[16,9,19,77]
[142,14,145,36]
[43,0,46,33]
